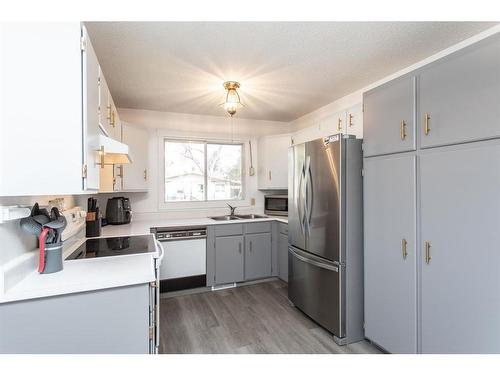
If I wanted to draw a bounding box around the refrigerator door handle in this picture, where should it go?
[303,156,311,235]
[289,246,339,272]
[306,159,313,232]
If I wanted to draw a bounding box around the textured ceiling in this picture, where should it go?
[85,22,497,122]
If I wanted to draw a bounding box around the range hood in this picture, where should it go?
[96,134,133,165]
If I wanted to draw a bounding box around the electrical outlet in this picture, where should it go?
[250,198,255,206]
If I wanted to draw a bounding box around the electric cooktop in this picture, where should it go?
[65,235,156,260]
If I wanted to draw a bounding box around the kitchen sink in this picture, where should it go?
[209,214,269,221]
[209,215,241,221]
[235,214,269,219]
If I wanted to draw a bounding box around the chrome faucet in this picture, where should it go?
[227,203,237,216]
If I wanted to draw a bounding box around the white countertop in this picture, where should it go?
[0,215,288,305]
[100,215,288,237]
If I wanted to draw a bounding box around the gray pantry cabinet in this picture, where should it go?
[362,33,500,354]
[363,154,417,354]
[207,222,280,286]
[419,140,500,353]
[418,34,500,149]
[362,75,416,157]
[0,284,153,354]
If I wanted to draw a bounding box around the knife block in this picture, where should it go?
[86,218,101,237]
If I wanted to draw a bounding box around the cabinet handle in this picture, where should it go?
[400,120,407,140]
[424,113,430,135]
[401,238,408,260]
[111,111,116,128]
[337,118,342,132]
[99,145,105,169]
[238,242,242,254]
[144,169,148,181]
[268,170,272,180]
[425,241,431,264]
[349,113,353,127]
[249,241,252,252]
[106,105,112,121]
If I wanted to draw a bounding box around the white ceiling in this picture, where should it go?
[85,22,497,122]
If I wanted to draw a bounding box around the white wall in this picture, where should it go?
[84,109,291,221]
[0,196,78,267]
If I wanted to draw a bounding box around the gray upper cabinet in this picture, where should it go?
[363,154,417,354]
[419,140,500,353]
[419,34,500,149]
[245,233,272,281]
[363,75,416,157]
[215,235,244,284]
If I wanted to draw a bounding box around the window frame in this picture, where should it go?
[160,136,246,209]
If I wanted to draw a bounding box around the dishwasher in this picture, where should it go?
[150,226,207,293]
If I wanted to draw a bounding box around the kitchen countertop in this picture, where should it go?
[0,215,288,305]
[100,215,288,237]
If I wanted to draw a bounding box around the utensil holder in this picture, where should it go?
[86,218,101,237]
[42,243,63,274]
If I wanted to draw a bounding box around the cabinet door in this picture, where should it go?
[98,70,113,137]
[364,154,417,353]
[82,26,100,191]
[258,135,290,189]
[122,123,149,191]
[215,235,244,284]
[320,111,346,136]
[419,34,500,149]
[420,141,500,353]
[0,23,84,195]
[278,232,288,282]
[245,233,272,280]
[346,103,363,139]
[363,76,415,157]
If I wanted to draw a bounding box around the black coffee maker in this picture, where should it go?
[105,197,132,225]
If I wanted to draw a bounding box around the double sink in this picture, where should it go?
[209,214,269,221]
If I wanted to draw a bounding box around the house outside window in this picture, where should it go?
[164,139,243,202]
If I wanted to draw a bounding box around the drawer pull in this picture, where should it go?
[424,113,430,135]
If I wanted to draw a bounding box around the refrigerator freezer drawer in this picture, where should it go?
[288,246,343,338]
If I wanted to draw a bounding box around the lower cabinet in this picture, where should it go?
[208,222,278,286]
[277,223,289,282]
[215,235,244,284]
[245,233,272,280]
[0,284,153,354]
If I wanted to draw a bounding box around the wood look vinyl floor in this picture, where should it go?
[159,279,383,354]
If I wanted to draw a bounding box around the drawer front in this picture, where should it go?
[214,223,243,237]
[278,222,288,235]
[245,221,272,234]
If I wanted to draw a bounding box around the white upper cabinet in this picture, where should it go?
[346,103,363,139]
[121,123,149,191]
[82,25,101,191]
[98,69,122,141]
[320,110,346,136]
[0,23,99,196]
[258,134,291,190]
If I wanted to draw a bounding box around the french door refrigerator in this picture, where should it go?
[288,134,364,345]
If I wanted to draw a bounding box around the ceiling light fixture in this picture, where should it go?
[222,81,242,117]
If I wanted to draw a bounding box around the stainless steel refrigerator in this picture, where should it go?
[288,134,364,345]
